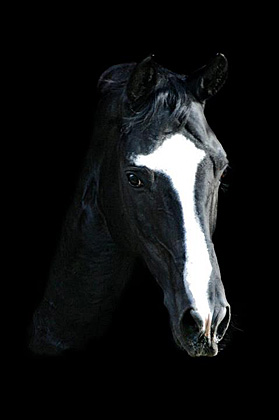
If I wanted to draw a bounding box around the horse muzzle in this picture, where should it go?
[173,305,231,357]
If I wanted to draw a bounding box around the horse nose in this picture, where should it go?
[180,306,231,344]
[178,308,217,357]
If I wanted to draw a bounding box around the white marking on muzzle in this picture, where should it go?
[132,133,212,326]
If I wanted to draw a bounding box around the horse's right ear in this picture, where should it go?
[187,53,228,102]
[126,56,157,104]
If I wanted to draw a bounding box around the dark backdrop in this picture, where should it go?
[12,6,272,413]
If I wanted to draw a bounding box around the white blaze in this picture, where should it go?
[132,133,212,324]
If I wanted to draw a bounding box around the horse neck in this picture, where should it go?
[31,167,136,353]
[46,174,136,303]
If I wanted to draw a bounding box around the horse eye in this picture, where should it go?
[127,172,143,188]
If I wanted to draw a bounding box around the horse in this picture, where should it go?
[30,53,231,357]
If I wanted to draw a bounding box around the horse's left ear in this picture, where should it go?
[126,56,157,104]
[187,53,228,102]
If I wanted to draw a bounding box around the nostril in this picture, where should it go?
[180,309,203,338]
[216,306,231,341]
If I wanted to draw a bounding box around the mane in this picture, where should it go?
[98,63,192,134]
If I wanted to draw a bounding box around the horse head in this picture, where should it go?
[98,54,231,357]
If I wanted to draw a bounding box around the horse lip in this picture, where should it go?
[182,336,218,357]
[173,327,219,357]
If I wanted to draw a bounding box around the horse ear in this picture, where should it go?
[126,56,157,104]
[187,53,228,102]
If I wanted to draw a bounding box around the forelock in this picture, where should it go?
[122,71,191,134]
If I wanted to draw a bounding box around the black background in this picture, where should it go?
[10,4,274,414]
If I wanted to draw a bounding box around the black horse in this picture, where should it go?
[30,54,231,357]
